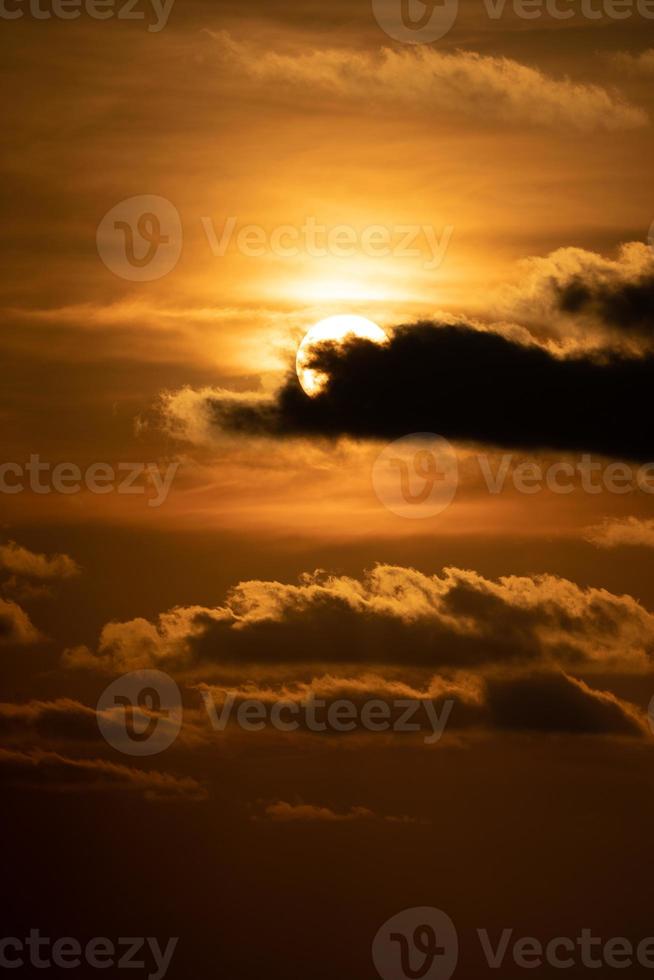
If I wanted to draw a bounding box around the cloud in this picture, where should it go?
[63,564,654,675]
[255,801,421,822]
[214,32,646,131]
[0,541,80,580]
[0,746,207,801]
[157,386,279,449]
[497,243,654,351]
[198,668,646,738]
[192,319,654,460]
[484,672,646,736]
[0,598,41,646]
[612,50,654,75]
[584,516,654,549]
[0,698,99,741]
[196,672,481,707]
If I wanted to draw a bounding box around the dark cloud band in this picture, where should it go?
[212,322,654,459]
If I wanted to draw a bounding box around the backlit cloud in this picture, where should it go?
[256,801,422,822]
[193,320,654,459]
[497,242,654,352]
[214,32,647,131]
[63,564,654,675]
[0,746,207,801]
[0,541,80,580]
[0,598,41,646]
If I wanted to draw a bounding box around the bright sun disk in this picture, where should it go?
[296,314,388,396]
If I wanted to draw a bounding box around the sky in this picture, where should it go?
[3,0,654,977]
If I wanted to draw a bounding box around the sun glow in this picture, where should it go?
[296,314,388,396]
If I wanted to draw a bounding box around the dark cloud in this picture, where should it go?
[207,323,654,459]
[556,272,654,337]
[0,746,207,801]
[484,672,646,736]
[198,669,646,739]
[0,698,99,742]
[0,598,41,646]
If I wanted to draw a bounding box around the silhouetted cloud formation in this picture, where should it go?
[555,270,654,338]
[209,323,654,459]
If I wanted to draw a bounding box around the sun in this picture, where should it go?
[296,314,388,396]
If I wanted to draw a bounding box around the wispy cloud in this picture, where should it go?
[0,746,207,801]
[255,800,422,823]
[213,32,647,131]
[585,516,654,549]
[611,49,654,75]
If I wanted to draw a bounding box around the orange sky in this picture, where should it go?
[3,3,654,977]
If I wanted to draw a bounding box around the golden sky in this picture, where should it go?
[3,2,654,976]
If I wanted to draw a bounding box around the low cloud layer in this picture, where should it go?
[0,541,80,580]
[0,698,99,742]
[256,801,421,823]
[0,746,206,801]
[214,33,646,131]
[64,564,654,675]
[483,672,645,736]
[199,669,647,738]
[0,598,41,646]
